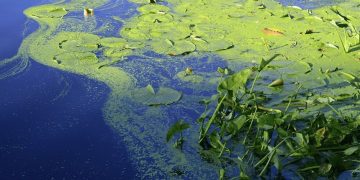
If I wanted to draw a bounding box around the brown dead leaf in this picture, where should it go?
[262,28,284,36]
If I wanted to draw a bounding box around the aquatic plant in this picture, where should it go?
[194,55,360,179]
[1,0,359,178]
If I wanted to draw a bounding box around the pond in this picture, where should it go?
[0,0,359,179]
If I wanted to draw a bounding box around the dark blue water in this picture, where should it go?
[0,1,135,179]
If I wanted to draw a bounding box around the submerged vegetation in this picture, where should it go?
[1,0,359,178]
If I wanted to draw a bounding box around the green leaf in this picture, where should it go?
[56,32,100,52]
[53,52,99,66]
[233,115,247,130]
[166,119,190,142]
[31,6,67,18]
[344,146,359,155]
[257,114,277,130]
[319,163,332,175]
[219,168,225,180]
[315,127,326,147]
[193,39,234,52]
[100,37,127,48]
[209,132,225,150]
[268,79,284,87]
[138,4,170,14]
[294,133,306,147]
[258,54,281,72]
[103,48,132,58]
[340,71,357,81]
[132,86,182,106]
[272,154,281,170]
[152,39,195,56]
[176,71,204,83]
[217,68,252,93]
[146,84,155,95]
[316,96,335,104]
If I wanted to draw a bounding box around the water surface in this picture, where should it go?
[0,0,135,179]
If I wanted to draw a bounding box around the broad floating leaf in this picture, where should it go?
[100,38,127,48]
[31,6,67,18]
[152,39,196,56]
[56,32,100,52]
[53,52,99,66]
[176,71,204,83]
[121,27,149,40]
[193,39,234,52]
[138,4,170,14]
[132,86,182,106]
[103,48,132,58]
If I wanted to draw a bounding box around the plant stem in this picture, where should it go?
[218,142,226,158]
[250,72,261,94]
[255,138,288,167]
[298,165,320,172]
[243,108,257,144]
[259,150,275,176]
[326,103,343,118]
[285,84,302,113]
[199,94,227,143]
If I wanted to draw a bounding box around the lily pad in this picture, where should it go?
[149,23,191,39]
[132,86,182,106]
[138,13,174,23]
[121,27,150,41]
[31,6,67,18]
[53,52,99,66]
[138,4,170,14]
[193,39,234,52]
[152,39,195,56]
[104,48,132,58]
[57,32,100,52]
[176,71,204,83]
[100,38,127,48]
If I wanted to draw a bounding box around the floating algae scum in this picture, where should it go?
[1,0,360,178]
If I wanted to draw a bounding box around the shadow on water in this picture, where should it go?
[0,0,136,179]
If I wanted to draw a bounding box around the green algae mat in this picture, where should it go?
[1,0,360,178]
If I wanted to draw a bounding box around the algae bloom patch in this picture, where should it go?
[2,0,359,178]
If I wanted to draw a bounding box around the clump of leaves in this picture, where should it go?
[196,54,360,179]
[166,119,190,149]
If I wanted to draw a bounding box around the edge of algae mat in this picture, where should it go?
[21,1,216,178]
[13,0,360,178]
